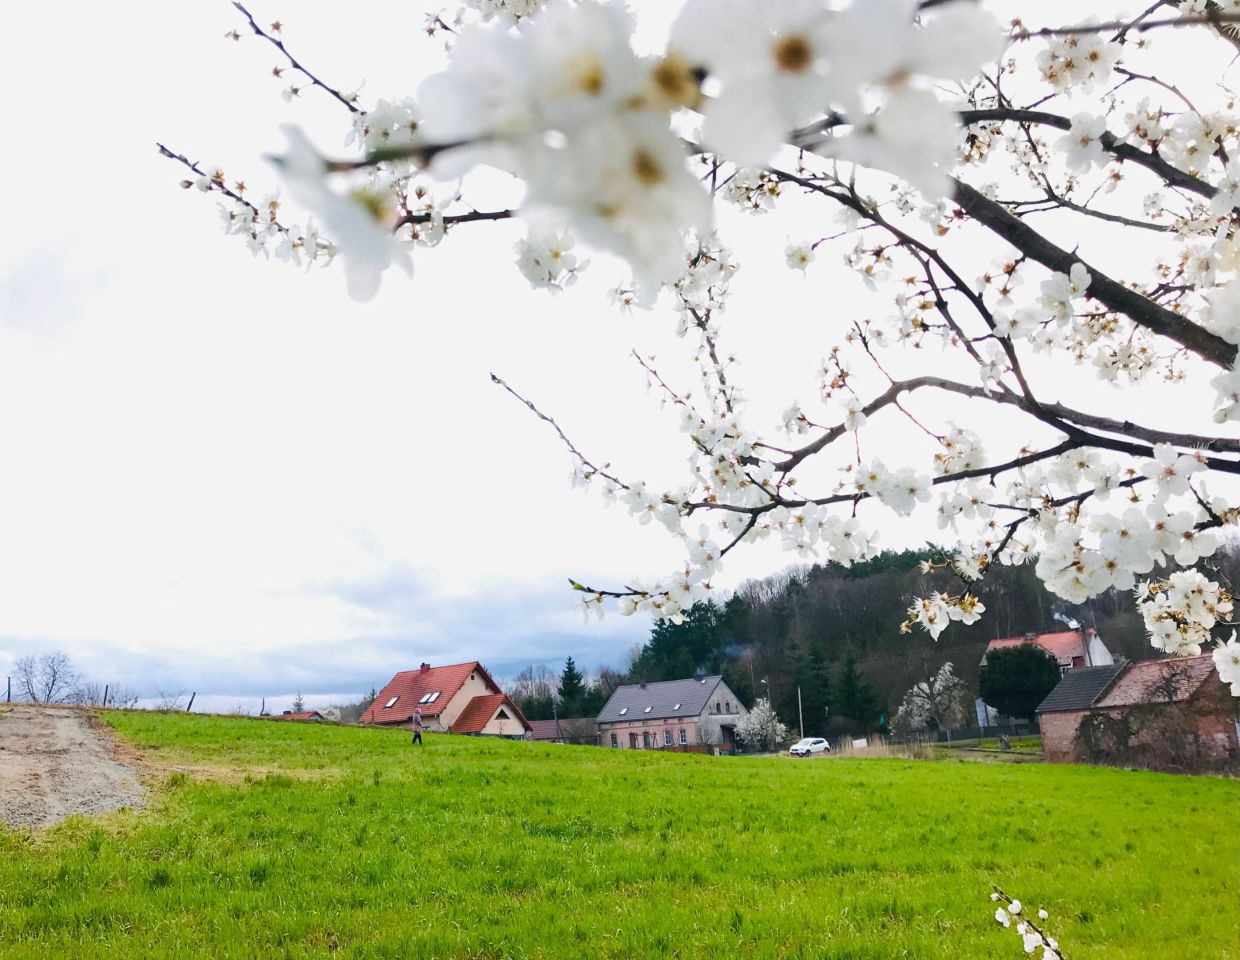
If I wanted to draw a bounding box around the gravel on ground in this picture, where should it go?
[0,705,145,830]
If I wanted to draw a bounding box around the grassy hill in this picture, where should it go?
[1,711,1236,959]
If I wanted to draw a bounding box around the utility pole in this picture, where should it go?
[102,684,109,708]
[5,676,9,703]
[186,692,196,713]
[797,686,804,739]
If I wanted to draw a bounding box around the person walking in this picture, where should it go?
[411,706,423,746]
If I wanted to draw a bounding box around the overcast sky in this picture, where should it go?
[0,1,1232,713]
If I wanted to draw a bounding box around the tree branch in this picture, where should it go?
[952,179,1237,368]
[232,2,361,114]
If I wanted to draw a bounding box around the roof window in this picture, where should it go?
[384,696,399,709]
[619,707,628,715]
[644,706,652,713]
[673,703,681,710]
[419,691,441,705]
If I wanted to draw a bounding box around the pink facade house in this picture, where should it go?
[596,675,748,751]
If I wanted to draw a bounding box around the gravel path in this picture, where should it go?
[0,705,145,830]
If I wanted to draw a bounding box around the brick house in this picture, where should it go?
[359,661,530,738]
[527,718,598,745]
[1037,655,1239,771]
[596,675,748,750]
[984,628,1114,675]
[275,710,325,722]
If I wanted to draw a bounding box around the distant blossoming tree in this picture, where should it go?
[892,661,971,733]
[164,0,1240,705]
[736,698,791,751]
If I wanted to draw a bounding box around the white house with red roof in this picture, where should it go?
[983,628,1113,675]
[359,661,531,738]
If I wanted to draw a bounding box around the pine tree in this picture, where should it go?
[799,648,832,737]
[291,692,305,713]
[558,656,587,714]
[830,650,882,734]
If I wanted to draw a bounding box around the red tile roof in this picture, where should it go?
[359,661,488,725]
[1094,655,1216,708]
[451,693,529,734]
[987,631,1085,664]
[276,710,323,721]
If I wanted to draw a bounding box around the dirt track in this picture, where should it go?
[0,705,145,830]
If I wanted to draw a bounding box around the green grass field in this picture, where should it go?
[1,712,1236,959]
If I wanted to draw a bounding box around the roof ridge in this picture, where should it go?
[393,660,480,675]
[615,674,722,688]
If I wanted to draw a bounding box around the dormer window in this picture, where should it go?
[384,696,399,709]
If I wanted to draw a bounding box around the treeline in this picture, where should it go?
[507,657,624,720]
[598,541,1240,736]
[9,652,140,708]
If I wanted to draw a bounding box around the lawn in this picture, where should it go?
[1,712,1235,959]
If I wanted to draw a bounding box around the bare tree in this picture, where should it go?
[110,686,141,709]
[69,681,140,708]
[14,652,79,704]
[71,681,106,706]
[154,688,185,711]
[594,666,626,700]
[507,664,556,702]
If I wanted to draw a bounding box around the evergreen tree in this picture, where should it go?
[557,656,587,713]
[978,645,1062,721]
[798,649,832,737]
[830,650,882,734]
[291,691,305,713]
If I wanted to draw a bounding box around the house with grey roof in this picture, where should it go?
[1035,663,1126,761]
[596,675,749,751]
[1037,656,1238,769]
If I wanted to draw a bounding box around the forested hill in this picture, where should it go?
[626,545,1240,735]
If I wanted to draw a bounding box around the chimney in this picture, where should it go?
[419,662,430,672]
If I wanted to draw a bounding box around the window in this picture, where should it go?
[383,696,399,709]
[679,728,687,745]
[419,691,441,704]
[619,707,628,716]
[611,733,619,747]
[629,732,638,748]
[664,730,672,746]
[642,732,652,748]
[673,702,681,710]
[643,706,652,713]
[496,708,510,720]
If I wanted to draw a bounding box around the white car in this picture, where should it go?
[789,737,831,757]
